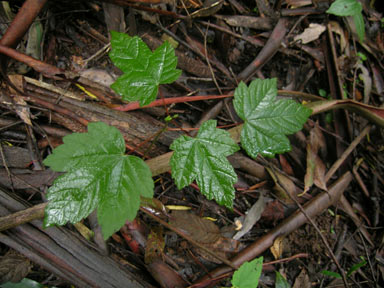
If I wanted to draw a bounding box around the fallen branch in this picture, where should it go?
[193,171,353,287]
[0,188,154,288]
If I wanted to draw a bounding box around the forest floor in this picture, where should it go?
[0,0,383,287]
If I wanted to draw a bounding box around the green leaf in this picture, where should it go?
[318,89,327,98]
[108,31,152,73]
[233,79,312,158]
[231,257,263,288]
[170,120,239,208]
[321,270,342,279]
[43,122,154,239]
[275,272,291,288]
[357,52,367,61]
[109,31,181,106]
[352,13,365,42]
[346,259,367,277]
[44,120,125,171]
[326,0,362,16]
[1,278,56,288]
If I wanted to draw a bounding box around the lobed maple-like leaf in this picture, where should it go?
[43,122,154,239]
[170,120,239,208]
[233,78,312,158]
[109,31,181,106]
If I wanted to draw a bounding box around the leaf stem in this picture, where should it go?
[113,94,231,112]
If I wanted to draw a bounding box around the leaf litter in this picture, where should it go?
[0,1,383,288]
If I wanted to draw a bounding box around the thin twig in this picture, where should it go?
[265,163,350,288]
[325,125,371,182]
[0,144,15,193]
[199,22,222,95]
[114,94,231,111]
[0,202,47,232]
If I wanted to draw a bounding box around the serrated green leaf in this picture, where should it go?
[109,31,152,73]
[149,41,181,84]
[275,271,291,288]
[170,120,239,208]
[109,32,181,106]
[44,120,124,171]
[233,79,312,158]
[326,0,362,16]
[43,122,154,239]
[111,71,159,106]
[231,257,263,288]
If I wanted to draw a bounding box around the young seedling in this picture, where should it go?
[326,0,365,42]
[43,122,154,239]
[109,31,181,106]
[43,32,312,238]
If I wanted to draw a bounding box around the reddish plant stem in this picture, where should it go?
[113,94,232,112]
[0,44,63,78]
[0,0,47,49]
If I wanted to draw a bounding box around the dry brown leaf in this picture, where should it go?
[303,126,328,194]
[102,2,125,33]
[292,268,311,288]
[328,21,348,53]
[261,200,284,225]
[294,23,326,44]
[270,235,284,260]
[219,15,273,30]
[268,168,298,204]
[371,64,384,95]
[0,250,32,284]
[286,0,312,8]
[145,227,165,264]
[169,210,241,263]
[79,68,115,87]
[355,63,372,104]
[279,154,294,176]
[313,155,327,191]
[233,195,265,240]
[170,210,221,244]
[8,75,32,126]
[303,143,315,194]
[311,124,327,156]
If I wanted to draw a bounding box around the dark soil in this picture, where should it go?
[0,0,383,287]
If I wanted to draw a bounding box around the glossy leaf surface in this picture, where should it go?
[43,122,154,239]
[109,31,181,106]
[170,120,239,208]
[234,79,312,158]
